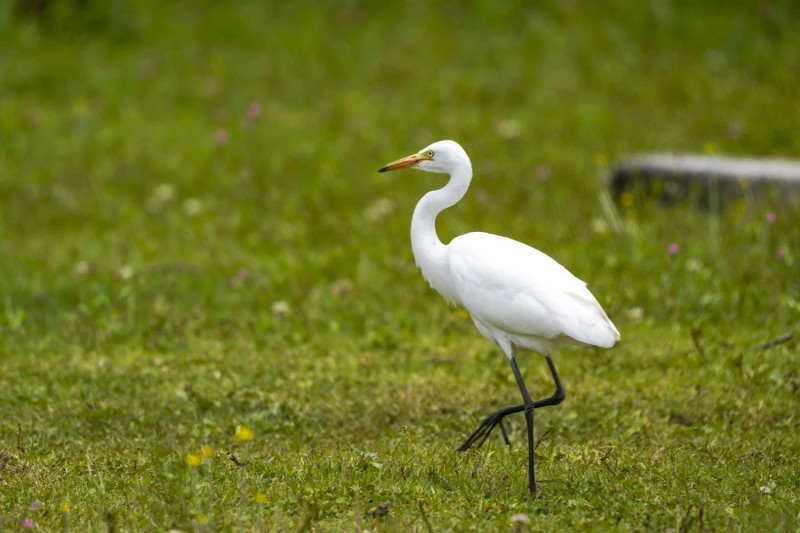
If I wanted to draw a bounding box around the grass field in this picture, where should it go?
[1,1,799,530]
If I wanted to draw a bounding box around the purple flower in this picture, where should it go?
[535,164,551,182]
[765,211,777,224]
[776,249,785,261]
[214,129,229,145]
[29,500,43,510]
[247,101,262,119]
[668,243,680,256]
[22,518,34,529]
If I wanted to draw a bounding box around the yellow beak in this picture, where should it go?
[378,152,431,172]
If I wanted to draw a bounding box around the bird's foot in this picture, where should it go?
[457,405,523,452]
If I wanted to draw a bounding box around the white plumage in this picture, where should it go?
[448,232,619,354]
[379,139,619,494]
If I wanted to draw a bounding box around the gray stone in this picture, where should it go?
[611,154,800,207]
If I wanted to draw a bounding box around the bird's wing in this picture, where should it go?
[447,232,619,348]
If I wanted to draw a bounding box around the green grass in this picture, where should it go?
[1,1,799,530]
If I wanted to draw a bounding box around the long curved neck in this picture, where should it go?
[410,163,472,300]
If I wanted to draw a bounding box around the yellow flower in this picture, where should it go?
[60,503,71,513]
[198,513,209,524]
[186,453,202,467]
[234,425,254,442]
[254,493,267,504]
[702,141,717,154]
[200,446,214,458]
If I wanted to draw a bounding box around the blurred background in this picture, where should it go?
[1,1,799,528]
[2,0,797,351]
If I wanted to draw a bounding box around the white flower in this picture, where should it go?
[183,198,204,216]
[364,197,394,222]
[73,261,90,275]
[271,301,290,318]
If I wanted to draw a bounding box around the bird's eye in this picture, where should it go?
[427,150,435,158]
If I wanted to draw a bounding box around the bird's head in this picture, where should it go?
[378,140,471,175]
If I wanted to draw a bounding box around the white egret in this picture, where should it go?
[378,140,620,494]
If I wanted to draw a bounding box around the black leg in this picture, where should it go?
[457,354,565,452]
[506,352,536,494]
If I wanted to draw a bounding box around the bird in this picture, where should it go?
[378,140,620,494]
